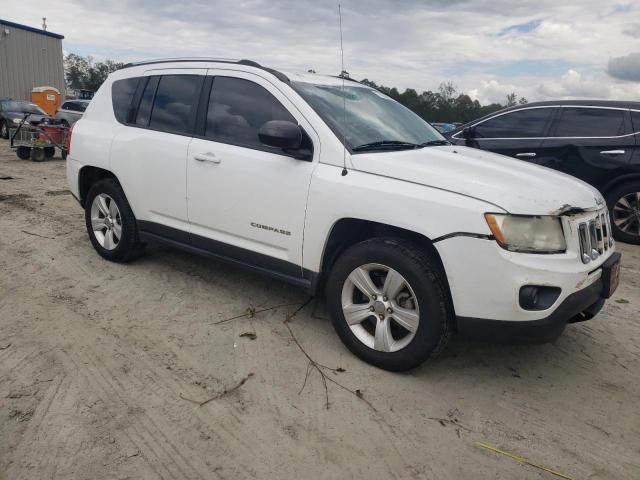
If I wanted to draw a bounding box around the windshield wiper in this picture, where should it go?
[352,140,420,152]
[419,140,450,147]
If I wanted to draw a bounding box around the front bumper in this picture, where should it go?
[434,229,618,340]
[456,277,605,343]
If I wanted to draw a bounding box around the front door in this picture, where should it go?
[464,107,555,166]
[186,72,319,280]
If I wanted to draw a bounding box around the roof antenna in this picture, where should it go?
[338,4,348,176]
[42,17,47,31]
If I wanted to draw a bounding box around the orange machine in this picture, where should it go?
[31,86,62,116]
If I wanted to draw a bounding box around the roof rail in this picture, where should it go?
[121,57,290,82]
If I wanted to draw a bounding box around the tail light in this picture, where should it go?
[66,125,73,156]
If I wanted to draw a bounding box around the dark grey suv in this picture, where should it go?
[448,101,640,244]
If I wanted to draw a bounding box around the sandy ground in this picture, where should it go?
[0,140,639,480]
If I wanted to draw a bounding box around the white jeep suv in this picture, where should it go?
[66,58,621,371]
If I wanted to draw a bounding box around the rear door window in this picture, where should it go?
[554,108,625,137]
[112,77,140,124]
[205,76,296,149]
[148,75,203,135]
[474,108,553,138]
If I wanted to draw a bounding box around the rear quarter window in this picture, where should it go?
[112,77,140,124]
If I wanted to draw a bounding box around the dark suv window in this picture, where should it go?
[112,77,140,124]
[148,75,203,134]
[474,108,553,138]
[205,77,296,149]
[554,108,625,137]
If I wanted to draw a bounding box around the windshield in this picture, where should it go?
[1,101,47,115]
[292,81,445,152]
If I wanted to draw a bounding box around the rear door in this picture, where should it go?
[110,70,205,236]
[466,107,555,163]
[186,71,318,277]
[540,107,633,190]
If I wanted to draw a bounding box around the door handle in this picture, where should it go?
[600,150,625,155]
[194,152,221,164]
[515,152,537,158]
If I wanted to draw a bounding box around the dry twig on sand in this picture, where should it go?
[181,373,255,407]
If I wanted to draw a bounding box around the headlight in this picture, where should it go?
[485,213,566,253]
[12,118,23,124]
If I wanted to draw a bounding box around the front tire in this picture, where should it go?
[85,178,144,262]
[325,238,453,371]
[607,181,640,245]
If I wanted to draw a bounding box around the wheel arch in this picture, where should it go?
[78,166,120,207]
[601,173,640,199]
[317,218,449,292]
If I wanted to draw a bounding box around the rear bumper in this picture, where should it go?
[456,278,605,343]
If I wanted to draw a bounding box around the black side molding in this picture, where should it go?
[432,232,494,243]
[137,221,318,294]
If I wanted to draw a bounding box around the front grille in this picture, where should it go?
[578,211,612,264]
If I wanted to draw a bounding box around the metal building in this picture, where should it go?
[0,19,65,101]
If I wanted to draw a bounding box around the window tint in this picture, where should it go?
[149,75,202,134]
[77,102,88,112]
[630,111,640,133]
[112,77,140,124]
[135,77,158,126]
[554,108,625,137]
[206,77,296,149]
[61,102,71,110]
[474,108,552,138]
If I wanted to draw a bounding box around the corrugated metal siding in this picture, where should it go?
[0,26,65,101]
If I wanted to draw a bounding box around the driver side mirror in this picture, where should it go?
[258,120,312,161]
[258,120,302,149]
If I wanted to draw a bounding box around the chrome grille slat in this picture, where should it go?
[578,209,611,264]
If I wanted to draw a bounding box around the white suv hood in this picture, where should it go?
[350,145,603,215]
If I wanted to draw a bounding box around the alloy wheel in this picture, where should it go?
[613,192,640,236]
[341,263,420,352]
[90,193,123,250]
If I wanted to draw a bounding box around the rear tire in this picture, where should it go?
[85,178,144,262]
[607,181,640,245]
[325,238,453,371]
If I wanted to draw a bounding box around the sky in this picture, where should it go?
[3,0,640,104]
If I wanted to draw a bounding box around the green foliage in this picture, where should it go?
[64,54,126,92]
[360,78,526,123]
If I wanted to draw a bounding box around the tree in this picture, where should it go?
[64,54,126,92]
[505,92,518,107]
